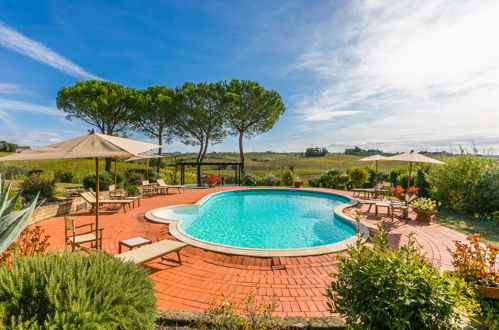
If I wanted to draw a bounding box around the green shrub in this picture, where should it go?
[0,253,157,329]
[82,171,114,191]
[124,184,140,196]
[19,173,56,201]
[468,166,499,217]
[308,178,321,187]
[320,169,350,189]
[388,166,408,187]
[242,174,257,186]
[280,170,295,187]
[263,173,278,186]
[364,167,376,187]
[0,163,32,179]
[426,155,494,213]
[414,165,432,197]
[223,176,236,184]
[125,168,159,181]
[127,171,146,186]
[326,220,477,329]
[347,167,370,188]
[54,170,75,183]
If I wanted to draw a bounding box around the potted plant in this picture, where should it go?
[205,175,221,188]
[293,177,304,188]
[449,234,499,299]
[410,197,437,222]
[390,185,405,200]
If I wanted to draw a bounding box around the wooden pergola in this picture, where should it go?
[177,161,243,186]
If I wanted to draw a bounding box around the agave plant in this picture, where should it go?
[0,175,39,254]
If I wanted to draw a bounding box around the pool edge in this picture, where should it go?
[144,188,369,257]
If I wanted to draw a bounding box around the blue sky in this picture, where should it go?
[1,0,498,154]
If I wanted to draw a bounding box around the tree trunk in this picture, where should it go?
[105,158,112,172]
[238,131,245,174]
[157,131,163,174]
[200,135,209,162]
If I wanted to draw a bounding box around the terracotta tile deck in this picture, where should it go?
[35,187,466,318]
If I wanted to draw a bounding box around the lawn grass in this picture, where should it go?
[435,209,499,245]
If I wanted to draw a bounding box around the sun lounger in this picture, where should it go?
[80,191,134,213]
[156,179,185,194]
[115,239,188,265]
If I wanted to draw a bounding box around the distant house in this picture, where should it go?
[15,146,31,153]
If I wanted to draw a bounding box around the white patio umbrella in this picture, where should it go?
[357,155,389,183]
[125,153,163,180]
[387,151,446,188]
[0,131,160,248]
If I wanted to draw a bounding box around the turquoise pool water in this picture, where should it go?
[161,189,357,250]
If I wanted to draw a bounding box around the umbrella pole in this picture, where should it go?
[95,158,100,249]
[146,160,149,180]
[375,160,379,184]
[407,162,413,188]
[114,159,117,186]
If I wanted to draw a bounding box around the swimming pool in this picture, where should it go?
[147,189,368,256]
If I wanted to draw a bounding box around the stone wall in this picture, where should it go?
[29,191,111,224]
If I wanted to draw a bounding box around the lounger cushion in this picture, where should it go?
[68,233,96,244]
[115,240,187,264]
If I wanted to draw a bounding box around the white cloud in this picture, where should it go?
[0,129,62,147]
[0,98,63,117]
[292,0,499,151]
[0,83,24,94]
[0,21,102,80]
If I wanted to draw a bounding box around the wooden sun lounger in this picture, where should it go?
[115,240,188,265]
[156,179,185,194]
[80,192,134,213]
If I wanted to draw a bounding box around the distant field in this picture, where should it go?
[0,151,417,183]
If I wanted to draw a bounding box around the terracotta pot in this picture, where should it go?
[414,209,436,222]
[207,182,218,188]
[477,285,499,300]
[294,181,304,188]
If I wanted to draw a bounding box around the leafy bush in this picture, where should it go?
[123,184,139,196]
[223,175,236,184]
[0,163,32,179]
[449,234,498,287]
[364,167,377,187]
[54,170,75,183]
[468,166,499,217]
[0,253,157,329]
[326,220,477,328]
[82,171,114,191]
[414,164,432,197]
[320,169,350,189]
[19,173,56,200]
[280,170,295,187]
[126,171,145,186]
[242,174,257,186]
[347,167,370,188]
[308,178,321,187]
[426,154,494,213]
[263,173,278,186]
[388,166,408,187]
[125,168,159,181]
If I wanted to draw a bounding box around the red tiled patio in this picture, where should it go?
[35,187,466,318]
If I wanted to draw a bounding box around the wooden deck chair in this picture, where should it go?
[156,179,185,194]
[64,216,102,251]
[79,191,134,213]
[115,240,188,265]
[109,184,126,200]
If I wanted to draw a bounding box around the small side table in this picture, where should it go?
[118,236,152,253]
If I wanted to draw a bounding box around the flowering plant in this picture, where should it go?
[406,186,419,196]
[391,185,405,199]
[411,197,437,212]
[449,234,499,287]
[205,175,221,185]
[0,226,50,268]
